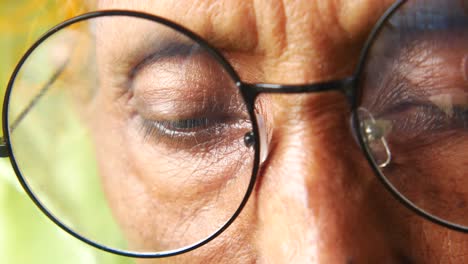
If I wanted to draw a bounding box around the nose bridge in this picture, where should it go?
[252,92,394,262]
[256,92,358,201]
[247,78,356,168]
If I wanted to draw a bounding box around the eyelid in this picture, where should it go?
[367,42,468,112]
[130,67,247,121]
[130,48,248,122]
[130,41,200,80]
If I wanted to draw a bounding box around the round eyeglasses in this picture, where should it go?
[3,0,468,258]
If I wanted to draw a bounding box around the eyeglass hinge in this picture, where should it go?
[341,77,356,105]
[0,137,10,157]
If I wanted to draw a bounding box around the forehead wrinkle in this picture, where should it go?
[338,0,395,39]
[97,0,398,85]
[258,0,395,82]
[96,0,394,55]
[205,0,259,52]
[98,0,259,53]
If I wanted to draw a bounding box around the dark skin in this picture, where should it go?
[89,0,468,263]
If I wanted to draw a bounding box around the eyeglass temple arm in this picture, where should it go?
[0,138,7,157]
[0,58,70,158]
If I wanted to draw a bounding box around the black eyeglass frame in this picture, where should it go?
[2,0,464,259]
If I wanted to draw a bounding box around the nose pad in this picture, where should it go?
[255,110,269,164]
[356,107,392,168]
[243,110,269,164]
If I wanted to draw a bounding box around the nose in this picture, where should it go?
[252,91,405,263]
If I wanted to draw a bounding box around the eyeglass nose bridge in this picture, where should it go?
[239,77,356,164]
[241,77,355,98]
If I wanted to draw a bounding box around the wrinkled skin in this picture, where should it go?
[90,0,468,263]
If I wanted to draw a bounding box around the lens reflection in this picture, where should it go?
[6,14,254,254]
[358,0,468,227]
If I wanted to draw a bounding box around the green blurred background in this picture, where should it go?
[0,1,135,263]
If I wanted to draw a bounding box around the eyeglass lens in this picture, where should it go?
[6,15,254,254]
[357,0,468,228]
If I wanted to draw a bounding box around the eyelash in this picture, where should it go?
[141,117,216,138]
[138,114,245,150]
[377,100,468,139]
[369,72,468,134]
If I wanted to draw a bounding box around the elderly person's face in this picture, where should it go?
[81,0,468,263]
